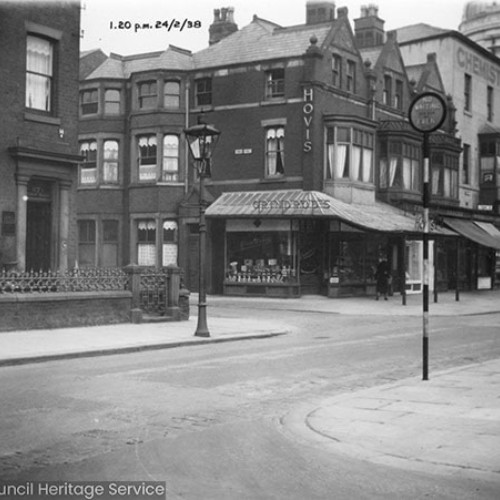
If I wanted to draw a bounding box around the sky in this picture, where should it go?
[80,0,467,56]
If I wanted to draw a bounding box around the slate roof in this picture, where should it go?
[85,45,194,80]
[192,17,334,69]
[395,23,448,44]
[83,16,337,80]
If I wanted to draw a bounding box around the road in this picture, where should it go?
[0,301,499,499]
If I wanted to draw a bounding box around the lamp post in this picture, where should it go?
[184,120,221,337]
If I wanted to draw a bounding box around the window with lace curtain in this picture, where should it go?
[325,126,374,183]
[265,127,285,177]
[79,140,97,185]
[26,35,54,112]
[103,140,119,184]
[137,135,157,181]
[162,135,179,182]
[137,220,156,266]
[162,220,178,266]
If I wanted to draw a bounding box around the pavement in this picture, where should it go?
[1,289,499,481]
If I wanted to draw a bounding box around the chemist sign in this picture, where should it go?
[409,92,447,133]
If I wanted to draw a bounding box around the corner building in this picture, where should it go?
[0,1,81,272]
[80,2,500,297]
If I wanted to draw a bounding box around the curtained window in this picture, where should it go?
[103,140,119,184]
[138,135,157,181]
[26,35,53,112]
[162,135,179,182]
[325,126,373,182]
[162,220,178,266]
[266,127,285,177]
[79,140,97,185]
[137,220,156,266]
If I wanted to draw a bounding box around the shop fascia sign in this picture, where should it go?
[303,87,313,152]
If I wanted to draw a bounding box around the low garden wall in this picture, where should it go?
[0,266,189,331]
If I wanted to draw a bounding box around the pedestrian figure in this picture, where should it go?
[375,258,390,300]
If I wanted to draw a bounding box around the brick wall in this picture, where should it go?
[0,291,131,331]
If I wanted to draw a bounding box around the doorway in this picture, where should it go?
[26,200,52,271]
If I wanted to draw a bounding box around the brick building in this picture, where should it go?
[78,1,500,297]
[0,0,81,272]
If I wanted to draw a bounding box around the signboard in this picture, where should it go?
[409,92,447,133]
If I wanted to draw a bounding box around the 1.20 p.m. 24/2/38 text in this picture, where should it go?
[109,19,202,32]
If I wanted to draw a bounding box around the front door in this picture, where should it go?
[26,201,52,271]
[299,220,324,294]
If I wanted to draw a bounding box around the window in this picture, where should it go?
[462,143,470,184]
[195,78,212,106]
[104,89,120,115]
[162,135,179,182]
[395,80,403,110]
[80,89,98,115]
[79,140,97,185]
[326,127,374,182]
[102,220,119,267]
[78,220,96,266]
[137,220,156,266]
[383,75,392,106]
[332,55,341,88]
[431,151,458,198]
[138,81,157,109]
[346,61,356,93]
[137,135,157,181]
[164,81,180,108]
[26,35,54,112]
[464,74,472,112]
[265,127,285,177]
[379,140,420,191]
[103,140,119,184]
[265,68,285,98]
[487,86,494,122]
[162,220,178,266]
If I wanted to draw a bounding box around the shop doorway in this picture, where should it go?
[26,200,52,271]
[299,220,324,294]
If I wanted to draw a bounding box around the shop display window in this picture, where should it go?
[226,231,297,284]
[328,232,383,286]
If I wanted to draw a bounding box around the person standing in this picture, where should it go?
[375,258,390,300]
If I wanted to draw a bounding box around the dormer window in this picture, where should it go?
[265,68,285,99]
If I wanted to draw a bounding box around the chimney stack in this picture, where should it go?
[209,6,238,45]
[354,4,385,48]
[306,1,336,25]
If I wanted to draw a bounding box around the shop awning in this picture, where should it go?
[206,190,451,235]
[443,218,500,249]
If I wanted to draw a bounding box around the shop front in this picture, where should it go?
[206,190,450,298]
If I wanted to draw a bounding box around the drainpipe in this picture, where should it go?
[184,80,190,195]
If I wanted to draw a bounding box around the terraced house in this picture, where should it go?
[78,1,499,298]
[0,0,81,273]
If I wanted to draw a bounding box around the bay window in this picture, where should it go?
[80,89,98,115]
[104,89,120,114]
[379,140,420,191]
[431,151,458,198]
[325,126,374,183]
[138,81,157,109]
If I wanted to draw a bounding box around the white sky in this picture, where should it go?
[80,0,467,56]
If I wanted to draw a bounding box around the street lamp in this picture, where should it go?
[184,120,221,337]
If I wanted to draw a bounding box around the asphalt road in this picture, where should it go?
[0,305,499,499]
